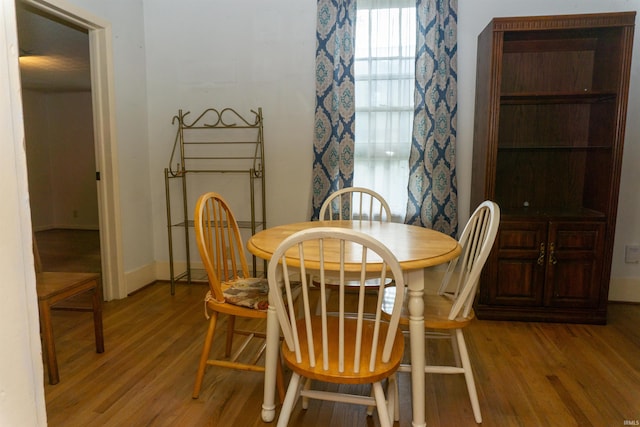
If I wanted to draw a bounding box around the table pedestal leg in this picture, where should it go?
[262,303,279,422]
[407,269,426,427]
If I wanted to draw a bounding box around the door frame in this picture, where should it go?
[21,0,125,300]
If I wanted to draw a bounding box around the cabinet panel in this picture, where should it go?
[485,221,546,306]
[501,49,595,93]
[498,103,591,148]
[545,222,605,308]
[495,150,588,211]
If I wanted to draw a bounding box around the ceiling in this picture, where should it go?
[16,3,91,92]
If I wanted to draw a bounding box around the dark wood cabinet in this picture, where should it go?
[471,12,635,324]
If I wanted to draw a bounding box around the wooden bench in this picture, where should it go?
[36,271,104,385]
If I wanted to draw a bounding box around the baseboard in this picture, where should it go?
[128,260,213,293]
[33,225,99,232]
[608,277,640,303]
[154,260,204,282]
[125,263,157,294]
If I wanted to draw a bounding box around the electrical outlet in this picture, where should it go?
[625,245,640,264]
[73,210,78,218]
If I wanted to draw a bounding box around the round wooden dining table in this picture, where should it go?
[248,220,461,427]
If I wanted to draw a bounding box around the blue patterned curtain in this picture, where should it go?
[311,0,357,220]
[405,0,458,236]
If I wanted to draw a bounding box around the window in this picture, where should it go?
[354,0,415,221]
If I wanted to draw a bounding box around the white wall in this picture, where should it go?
[24,90,99,231]
[1,0,47,424]
[143,0,317,278]
[50,0,153,287]
[22,90,53,228]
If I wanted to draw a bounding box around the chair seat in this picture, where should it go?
[205,277,300,319]
[281,316,404,385]
[381,286,475,329]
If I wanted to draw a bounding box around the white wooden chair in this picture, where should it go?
[317,187,393,315]
[191,192,284,401]
[382,200,500,424]
[267,227,406,427]
[319,186,391,222]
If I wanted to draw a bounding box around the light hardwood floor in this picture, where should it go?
[42,280,640,427]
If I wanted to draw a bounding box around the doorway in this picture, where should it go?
[16,0,125,300]
[18,3,100,274]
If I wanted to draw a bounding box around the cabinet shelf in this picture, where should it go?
[500,92,616,104]
[497,145,612,151]
[500,207,606,220]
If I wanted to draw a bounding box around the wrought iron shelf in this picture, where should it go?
[164,107,266,295]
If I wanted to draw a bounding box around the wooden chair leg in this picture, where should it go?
[372,381,392,427]
[450,330,461,367]
[456,329,482,423]
[390,374,400,421]
[193,312,218,399]
[301,378,312,409]
[91,285,104,353]
[38,301,59,385]
[366,384,375,416]
[277,372,302,427]
[275,354,285,403]
[225,315,236,357]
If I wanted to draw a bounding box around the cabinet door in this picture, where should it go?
[485,220,547,306]
[544,221,605,308]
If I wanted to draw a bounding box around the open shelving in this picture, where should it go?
[164,107,266,295]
